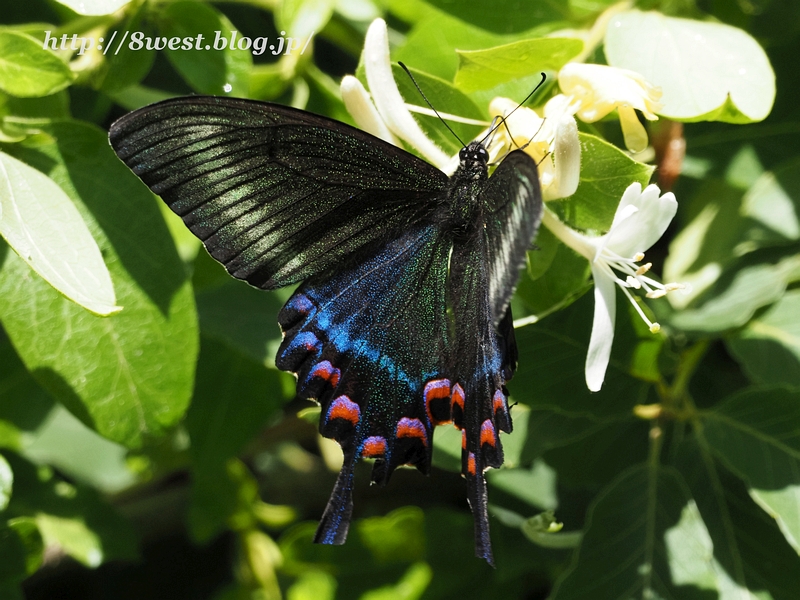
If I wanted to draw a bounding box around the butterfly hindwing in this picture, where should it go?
[448,149,542,565]
[276,224,452,544]
[108,96,448,290]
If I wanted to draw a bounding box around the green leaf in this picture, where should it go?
[393,15,509,81]
[488,458,558,511]
[288,569,337,600]
[195,280,288,366]
[541,419,649,489]
[52,0,132,16]
[552,464,714,600]
[4,453,137,567]
[726,290,800,387]
[554,133,655,232]
[0,517,43,584]
[512,292,652,418]
[156,1,251,96]
[390,64,484,156]
[278,0,336,40]
[357,507,426,563]
[393,0,569,35]
[675,434,800,597]
[0,454,11,510]
[360,562,431,600]
[0,122,198,449]
[514,225,592,320]
[663,162,800,311]
[0,333,53,452]
[663,250,800,334]
[605,10,775,123]
[189,459,261,542]
[703,387,800,553]
[740,157,800,243]
[455,38,583,92]
[0,150,120,315]
[186,336,287,472]
[98,3,156,93]
[21,404,136,493]
[0,31,74,97]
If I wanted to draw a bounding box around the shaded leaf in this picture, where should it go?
[156,1,251,96]
[727,290,800,387]
[703,387,800,553]
[553,464,716,600]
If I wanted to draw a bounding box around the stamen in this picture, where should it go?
[619,285,657,331]
[634,262,652,276]
[633,252,645,262]
[625,276,641,289]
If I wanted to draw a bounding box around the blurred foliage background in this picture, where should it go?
[1,0,799,599]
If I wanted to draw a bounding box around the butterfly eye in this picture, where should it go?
[459,148,468,161]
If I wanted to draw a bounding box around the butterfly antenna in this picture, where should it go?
[398,61,467,148]
[481,72,547,144]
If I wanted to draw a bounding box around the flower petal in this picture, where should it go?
[363,19,450,168]
[544,112,580,200]
[340,75,399,145]
[559,62,663,123]
[618,105,649,153]
[586,263,617,391]
[605,183,677,257]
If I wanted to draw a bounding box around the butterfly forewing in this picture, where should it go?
[109,96,448,289]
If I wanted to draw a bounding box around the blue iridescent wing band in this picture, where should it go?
[276,224,452,544]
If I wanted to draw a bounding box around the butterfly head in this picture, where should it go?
[458,141,489,181]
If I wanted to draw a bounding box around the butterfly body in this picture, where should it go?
[109,96,542,565]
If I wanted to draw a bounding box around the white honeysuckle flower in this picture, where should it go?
[541,182,684,391]
[487,95,581,200]
[558,62,662,153]
[342,18,581,195]
[359,18,450,168]
[340,75,400,145]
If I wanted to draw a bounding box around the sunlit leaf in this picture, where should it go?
[0,150,120,316]
[605,10,775,122]
[0,31,74,97]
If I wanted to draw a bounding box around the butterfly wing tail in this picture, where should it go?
[314,458,356,545]
[465,453,495,566]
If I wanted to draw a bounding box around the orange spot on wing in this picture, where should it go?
[424,378,451,425]
[361,436,387,458]
[480,420,497,447]
[327,396,360,426]
[493,389,505,414]
[396,417,428,446]
[452,384,465,411]
[310,360,340,387]
[467,452,476,476]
